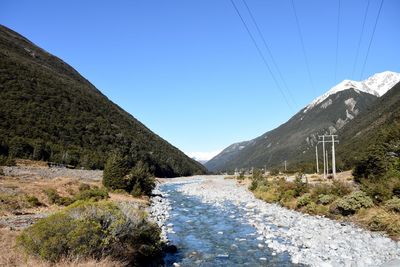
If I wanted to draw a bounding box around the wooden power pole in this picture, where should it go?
[315,145,319,173]
[319,134,339,179]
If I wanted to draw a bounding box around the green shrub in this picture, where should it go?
[0,193,42,212]
[103,157,155,197]
[311,181,351,199]
[43,188,73,206]
[312,184,332,196]
[297,193,312,207]
[0,155,16,166]
[361,179,393,203]
[237,172,245,180]
[25,195,41,207]
[270,169,279,176]
[17,200,162,265]
[74,188,109,202]
[294,174,309,196]
[331,181,352,197]
[249,180,258,191]
[102,154,130,191]
[43,188,60,204]
[337,191,373,215]
[384,197,400,212]
[318,194,336,205]
[130,183,143,197]
[353,154,385,182]
[281,190,296,202]
[126,161,155,196]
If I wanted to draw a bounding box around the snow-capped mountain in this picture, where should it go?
[363,71,400,96]
[304,71,400,113]
[206,71,400,172]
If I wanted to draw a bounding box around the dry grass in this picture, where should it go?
[15,159,49,168]
[295,171,355,185]
[354,207,400,239]
[0,175,104,215]
[0,228,124,267]
[108,191,148,205]
[280,198,297,210]
[0,161,150,266]
[254,189,279,203]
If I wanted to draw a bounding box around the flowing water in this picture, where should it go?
[161,181,304,267]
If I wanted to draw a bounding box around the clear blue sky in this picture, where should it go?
[1,0,399,160]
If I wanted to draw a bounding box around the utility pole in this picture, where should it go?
[322,135,326,179]
[331,135,337,179]
[326,149,329,176]
[315,145,319,173]
[319,134,339,179]
[284,160,287,172]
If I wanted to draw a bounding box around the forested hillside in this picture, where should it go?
[0,25,206,177]
[337,81,400,168]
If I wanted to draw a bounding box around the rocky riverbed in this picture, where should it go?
[150,176,400,267]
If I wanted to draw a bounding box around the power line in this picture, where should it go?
[351,0,370,79]
[360,0,384,79]
[291,0,315,94]
[241,0,297,108]
[334,0,341,83]
[228,0,293,112]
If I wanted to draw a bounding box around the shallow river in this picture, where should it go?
[160,181,304,267]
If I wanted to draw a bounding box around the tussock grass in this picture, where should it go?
[355,207,400,237]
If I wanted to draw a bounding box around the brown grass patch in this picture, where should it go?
[0,175,103,215]
[354,207,400,239]
[15,159,49,168]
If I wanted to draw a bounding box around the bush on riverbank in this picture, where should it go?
[336,191,373,215]
[103,154,155,197]
[247,172,400,238]
[17,200,162,265]
[249,175,371,217]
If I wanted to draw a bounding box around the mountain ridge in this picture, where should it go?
[206,71,400,172]
[0,24,206,177]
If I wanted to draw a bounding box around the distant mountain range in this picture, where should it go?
[205,71,400,172]
[191,157,209,165]
[0,24,206,177]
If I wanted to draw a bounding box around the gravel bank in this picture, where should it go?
[161,176,400,267]
[2,166,102,181]
[149,185,172,243]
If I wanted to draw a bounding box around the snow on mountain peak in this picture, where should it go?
[304,71,400,113]
[363,71,400,96]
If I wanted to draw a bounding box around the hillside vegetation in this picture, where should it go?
[0,25,206,177]
[337,82,400,168]
[206,89,377,172]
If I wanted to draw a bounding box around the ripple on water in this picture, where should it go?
[161,182,304,267]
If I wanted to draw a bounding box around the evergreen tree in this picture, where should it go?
[102,153,130,190]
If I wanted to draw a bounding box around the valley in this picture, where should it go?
[1,1,400,266]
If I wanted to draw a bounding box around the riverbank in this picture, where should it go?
[0,163,153,266]
[153,176,400,267]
